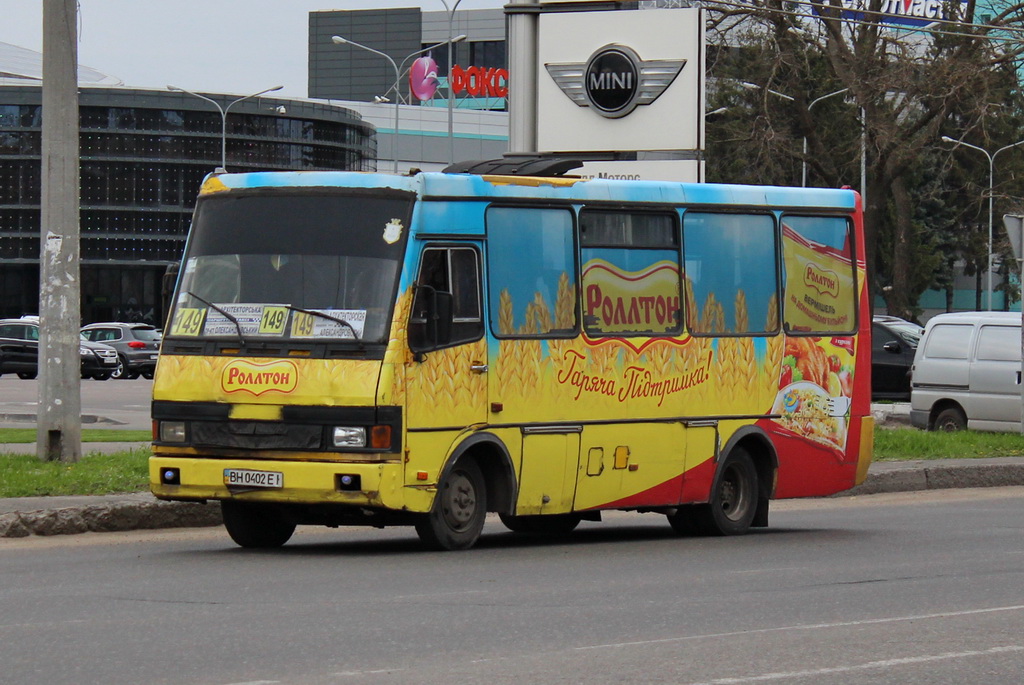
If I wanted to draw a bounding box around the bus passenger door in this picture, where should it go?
[405,246,488,432]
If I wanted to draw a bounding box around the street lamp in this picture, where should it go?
[743,82,867,202]
[803,88,848,187]
[941,135,1024,310]
[332,34,465,174]
[740,81,795,102]
[167,85,283,172]
[441,0,464,164]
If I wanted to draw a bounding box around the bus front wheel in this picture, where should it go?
[675,449,758,536]
[415,460,487,551]
[221,501,296,548]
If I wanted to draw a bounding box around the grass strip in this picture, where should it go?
[0,448,149,498]
[873,426,1024,461]
[0,428,151,444]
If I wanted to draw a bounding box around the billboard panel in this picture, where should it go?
[536,8,704,153]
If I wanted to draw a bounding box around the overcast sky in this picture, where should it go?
[2,1,505,98]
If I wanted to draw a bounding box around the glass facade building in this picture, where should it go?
[0,84,376,325]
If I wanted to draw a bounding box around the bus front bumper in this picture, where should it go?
[149,456,433,513]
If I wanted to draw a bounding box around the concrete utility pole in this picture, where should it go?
[507,0,539,154]
[38,0,82,462]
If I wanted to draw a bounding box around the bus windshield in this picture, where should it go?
[170,191,413,344]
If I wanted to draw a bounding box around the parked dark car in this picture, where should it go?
[0,317,119,380]
[872,315,923,401]
[80,322,161,379]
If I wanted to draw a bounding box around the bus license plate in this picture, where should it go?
[224,469,283,488]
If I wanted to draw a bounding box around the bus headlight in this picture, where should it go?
[159,421,187,443]
[332,426,366,448]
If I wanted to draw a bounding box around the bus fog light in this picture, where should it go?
[160,421,187,443]
[336,474,362,491]
[160,468,181,485]
[333,426,366,448]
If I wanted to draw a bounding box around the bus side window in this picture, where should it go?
[683,212,779,335]
[409,246,483,351]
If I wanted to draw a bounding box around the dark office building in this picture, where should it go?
[0,66,375,326]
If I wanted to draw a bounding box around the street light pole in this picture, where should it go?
[441,0,464,164]
[942,136,1024,311]
[332,35,465,174]
[743,82,867,202]
[167,85,283,171]
[802,88,848,187]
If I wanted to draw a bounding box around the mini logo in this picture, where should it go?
[221,359,298,396]
[545,44,685,118]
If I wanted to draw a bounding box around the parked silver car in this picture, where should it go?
[0,317,119,380]
[80,322,161,379]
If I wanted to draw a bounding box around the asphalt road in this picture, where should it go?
[0,375,152,430]
[1,488,1022,685]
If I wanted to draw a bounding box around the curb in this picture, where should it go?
[2,459,1023,539]
[843,461,1024,496]
[0,499,222,538]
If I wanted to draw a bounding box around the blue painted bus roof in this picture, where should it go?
[207,170,858,211]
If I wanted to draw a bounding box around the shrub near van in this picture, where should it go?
[910,311,1022,432]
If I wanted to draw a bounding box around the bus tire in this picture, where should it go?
[666,505,702,536]
[415,459,486,551]
[693,448,759,536]
[933,406,967,432]
[499,512,581,536]
[221,500,295,548]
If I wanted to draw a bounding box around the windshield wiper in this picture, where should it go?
[284,306,363,347]
[184,290,246,346]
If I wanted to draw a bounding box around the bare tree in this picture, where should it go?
[703,0,1024,318]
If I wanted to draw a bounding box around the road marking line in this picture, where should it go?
[389,590,488,600]
[681,645,1024,684]
[576,604,1024,650]
[333,669,406,677]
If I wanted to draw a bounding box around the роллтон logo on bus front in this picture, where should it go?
[546,44,685,119]
[221,359,298,396]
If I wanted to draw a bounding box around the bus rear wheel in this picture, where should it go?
[681,449,759,536]
[415,460,486,551]
[499,513,581,536]
[221,501,296,548]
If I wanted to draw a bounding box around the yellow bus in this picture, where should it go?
[150,166,872,550]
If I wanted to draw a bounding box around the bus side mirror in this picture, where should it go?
[409,285,454,360]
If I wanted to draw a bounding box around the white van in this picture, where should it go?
[910,311,1023,432]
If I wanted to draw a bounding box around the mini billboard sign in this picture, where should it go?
[536,8,704,159]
